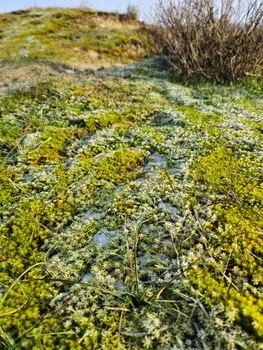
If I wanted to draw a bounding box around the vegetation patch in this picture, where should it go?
[0,7,154,69]
[0,26,263,349]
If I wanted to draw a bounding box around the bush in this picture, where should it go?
[126,4,139,20]
[154,0,263,82]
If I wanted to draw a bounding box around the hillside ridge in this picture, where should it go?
[0,7,153,86]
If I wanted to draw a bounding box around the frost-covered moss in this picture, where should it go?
[1,64,263,349]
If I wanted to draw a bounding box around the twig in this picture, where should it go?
[0,262,46,306]
[104,306,130,312]
[6,177,22,191]
[120,331,148,337]
[0,300,27,317]
[133,217,153,296]
[118,310,124,350]
[123,215,134,283]
[29,137,51,153]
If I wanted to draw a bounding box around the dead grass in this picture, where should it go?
[0,62,75,88]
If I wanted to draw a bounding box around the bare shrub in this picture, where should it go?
[79,0,91,9]
[154,0,263,82]
[126,4,140,20]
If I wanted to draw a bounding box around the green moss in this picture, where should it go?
[2,199,49,273]
[96,149,144,183]
[0,168,22,214]
[177,106,221,125]
[191,144,262,196]
[190,142,263,339]
[235,97,261,114]
[191,145,234,188]
[84,112,127,133]
[190,269,263,337]
[0,121,23,151]
[26,127,79,165]
[1,59,263,348]
[78,149,144,183]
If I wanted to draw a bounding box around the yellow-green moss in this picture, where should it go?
[190,269,263,337]
[84,112,127,133]
[79,149,145,184]
[190,142,263,339]
[26,128,81,165]
[178,106,222,125]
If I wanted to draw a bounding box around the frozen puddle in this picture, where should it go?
[94,233,111,246]
[83,210,103,221]
[147,153,167,167]
[158,202,178,217]
[81,272,93,283]
[114,185,125,194]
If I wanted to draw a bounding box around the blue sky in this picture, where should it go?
[0,0,157,21]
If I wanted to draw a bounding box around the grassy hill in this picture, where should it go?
[0,7,153,87]
[1,7,263,350]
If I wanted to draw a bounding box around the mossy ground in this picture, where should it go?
[0,44,263,350]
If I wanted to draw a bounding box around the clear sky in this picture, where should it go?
[0,0,157,22]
